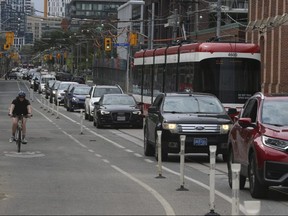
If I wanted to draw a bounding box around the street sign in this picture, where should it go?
[114,43,129,47]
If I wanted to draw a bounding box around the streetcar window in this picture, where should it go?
[194,58,260,103]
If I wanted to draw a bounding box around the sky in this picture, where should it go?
[33,0,44,16]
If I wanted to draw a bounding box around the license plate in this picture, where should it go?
[193,138,207,146]
[117,116,125,121]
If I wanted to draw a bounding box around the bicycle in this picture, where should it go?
[9,114,32,152]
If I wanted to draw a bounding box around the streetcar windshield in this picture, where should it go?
[194,58,261,103]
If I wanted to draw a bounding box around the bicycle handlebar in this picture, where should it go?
[8,113,33,118]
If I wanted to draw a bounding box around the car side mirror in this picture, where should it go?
[227,108,238,115]
[86,95,90,98]
[94,102,99,106]
[148,106,158,114]
[238,117,255,128]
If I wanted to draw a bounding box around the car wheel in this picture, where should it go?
[95,117,102,128]
[227,147,246,189]
[248,153,268,198]
[144,127,155,156]
[84,109,89,120]
[154,131,168,162]
[222,153,228,162]
[88,112,93,121]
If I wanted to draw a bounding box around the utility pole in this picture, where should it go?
[172,9,178,42]
[216,0,221,38]
[195,0,199,38]
[151,2,155,49]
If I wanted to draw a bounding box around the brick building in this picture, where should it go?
[247,0,288,93]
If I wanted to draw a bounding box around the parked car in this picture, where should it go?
[144,92,233,162]
[63,83,80,108]
[93,94,144,129]
[72,76,85,84]
[49,80,61,103]
[84,84,124,121]
[7,72,17,80]
[54,81,78,105]
[45,80,56,99]
[227,92,288,198]
[55,72,72,81]
[66,84,90,111]
[38,74,56,94]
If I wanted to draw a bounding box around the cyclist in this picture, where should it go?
[8,91,32,144]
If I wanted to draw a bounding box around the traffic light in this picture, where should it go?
[129,33,138,46]
[104,37,112,51]
[3,44,10,50]
[5,32,14,45]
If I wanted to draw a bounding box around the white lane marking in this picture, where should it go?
[161,166,246,214]
[134,153,143,158]
[102,159,110,163]
[85,127,125,149]
[112,165,175,216]
[95,154,102,158]
[125,149,133,153]
[144,159,154,163]
[88,149,94,153]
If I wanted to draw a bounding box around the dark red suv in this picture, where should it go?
[227,92,288,198]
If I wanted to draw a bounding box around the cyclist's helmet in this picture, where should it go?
[18,91,26,97]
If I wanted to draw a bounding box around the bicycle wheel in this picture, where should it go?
[16,127,21,153]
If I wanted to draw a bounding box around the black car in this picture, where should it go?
[93,94,144,129]
[144,92,233,161]
[7,72,17,80]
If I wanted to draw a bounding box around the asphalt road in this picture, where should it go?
[0,79,287,215]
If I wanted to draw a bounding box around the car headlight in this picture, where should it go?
[100,110,110,115]
[72,97,79,102]
[162,122,178,133]
[52,90,56,94]
[132,110,142,115]
[220,124,232,134]
[262,135,288,151]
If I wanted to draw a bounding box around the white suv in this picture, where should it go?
[84,85,124,121]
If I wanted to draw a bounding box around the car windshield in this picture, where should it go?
[102,95,136,105]
[59,83,72,90]
[74,87,90,95]
[163,96,224,113]
[48,80,55,87]
[41,77,55,83]
[262,100,288,126]
[93,87,122,97]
